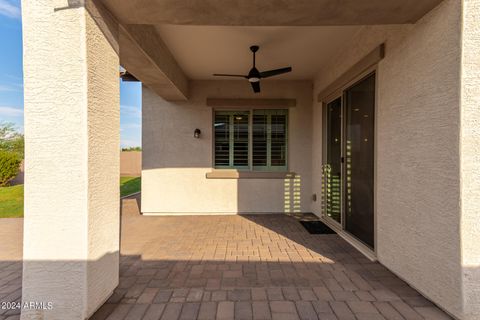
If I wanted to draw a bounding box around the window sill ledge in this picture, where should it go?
[206,170,296,179]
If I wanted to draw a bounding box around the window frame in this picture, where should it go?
[213,108,289,172]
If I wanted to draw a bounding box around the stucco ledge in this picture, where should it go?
[206,170,297,179]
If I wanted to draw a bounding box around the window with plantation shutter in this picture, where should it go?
[214,109,288,171]
[214,111,250,169]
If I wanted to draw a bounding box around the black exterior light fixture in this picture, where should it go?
[194,128,201,139]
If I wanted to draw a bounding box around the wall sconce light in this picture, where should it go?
[194,128,201,139]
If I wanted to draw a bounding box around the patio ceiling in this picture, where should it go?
[99,0,444,100]
[155,25,361,81]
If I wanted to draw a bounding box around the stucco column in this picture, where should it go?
[21,0,120,319]
[461,1,480,319]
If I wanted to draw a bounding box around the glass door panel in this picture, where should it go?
[325,98,342,224]
[344,73,375,248]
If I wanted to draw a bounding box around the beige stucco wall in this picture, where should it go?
[142,80,312,214]
[312,0,471,318]
[22,0,120,319]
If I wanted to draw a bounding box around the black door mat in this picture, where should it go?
[300,220,336,234]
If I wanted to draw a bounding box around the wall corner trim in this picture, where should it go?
[206,98,297,108]
[317,43,385,103]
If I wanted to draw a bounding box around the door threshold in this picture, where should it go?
[319,217,377,262]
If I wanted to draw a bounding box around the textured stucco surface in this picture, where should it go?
[119,24,189,101]
[461,0,480,318]
[375,2,462,317]
[85,1,120,317]
[312,0,467,318]
[102,0,443,26]
[21,0,120,319]
[142,80,312,214]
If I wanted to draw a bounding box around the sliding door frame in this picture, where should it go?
[321,64,378,253]
[322,95,344,230]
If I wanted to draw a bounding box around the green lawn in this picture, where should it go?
[120,176,141,197]
[0,184,24,218]
[0,176,141,218]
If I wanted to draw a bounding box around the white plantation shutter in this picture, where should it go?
[214,113,230,167]
[232,113,249,167]
[270,112,288,167]
[214,111,250,169]
[252,113,268,167]
[252,109,287,171]
[214,109,288,171]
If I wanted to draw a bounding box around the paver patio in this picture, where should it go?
[0,195,451,319]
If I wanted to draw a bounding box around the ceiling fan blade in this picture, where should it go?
[259,67,292,78]
[213,73,247,78]
[251,81,260,93]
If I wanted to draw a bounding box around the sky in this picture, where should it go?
[0,0,142,148]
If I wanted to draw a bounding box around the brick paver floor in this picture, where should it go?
[0,195,452,319]
[92,196,451,320]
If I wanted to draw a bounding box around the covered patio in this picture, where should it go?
[19,0,480,319]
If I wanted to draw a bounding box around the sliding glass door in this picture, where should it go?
[344,73,375,248]
[324,98,342,224]
[323,72,376,249]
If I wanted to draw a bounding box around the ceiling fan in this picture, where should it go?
[213,45,292,93]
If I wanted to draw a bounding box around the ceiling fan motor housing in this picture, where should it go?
[248,67,260,82]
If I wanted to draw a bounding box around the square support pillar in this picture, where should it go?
[461,0,480,319]
[21,0,120,319]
